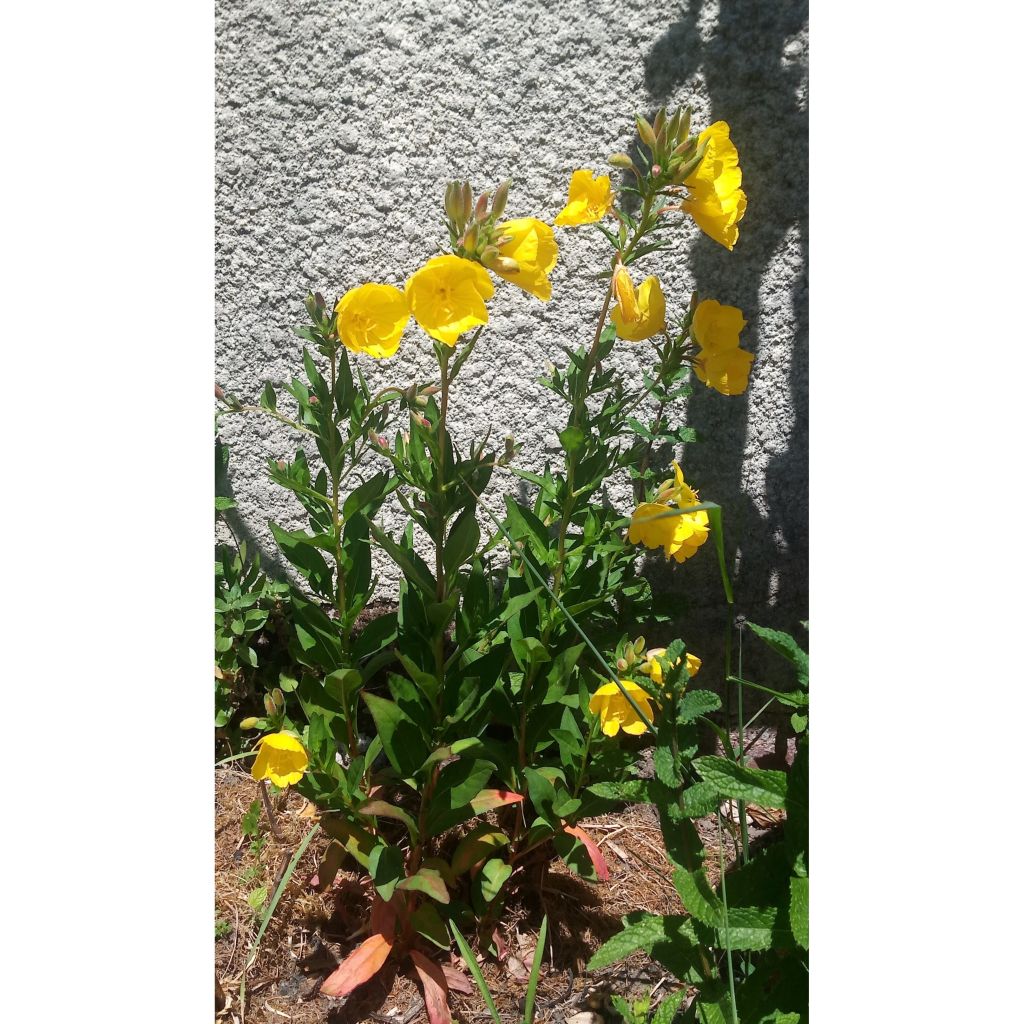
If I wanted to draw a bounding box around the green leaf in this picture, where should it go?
[368,844,404,901]
[672,868,723,927]
[694,756,788,809]
[411,902,450,950]
[558,426,586,453]
[676,688,722,723]
[320,816,376,868]
[651,990,688,1024]
[358,799,419,839]
[362,693,429,781]
[260,381,277,411]
[789,876,809,949]
[369,523,436,594]
[451,826,510,876]
[397,867,450,904]
[476,858,512,905]
[588,913,700,980]
[215,496,237,512]
[450,921,501,1024]
[444,506,481,581]
[247,886,268,912]
[747,623,809,688]
[270,523,334,599]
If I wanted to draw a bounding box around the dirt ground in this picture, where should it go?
[215,739,785,1024]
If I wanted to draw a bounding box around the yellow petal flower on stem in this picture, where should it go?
[690,299,754,395]
[644,648,702,686]
[405,254,495,347]
[682,121,747,250]
[628,465,710,564]
[554,169,614,226]
[492,217,559,301]
[691,299,747,354]
[251,732,309,788]
[588,679,655,737]
[610,270,666,342]
[694,346,755,396]
[334,283,409,359]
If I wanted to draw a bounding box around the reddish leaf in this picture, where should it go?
[441,964,475,995]
[320,933,393,999]
[410,950,452,1024]
[469,789,525,814]
[563,824,611,881]
[370,897,399,942]
[396,867,450,904]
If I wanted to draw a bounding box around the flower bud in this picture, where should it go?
[616,657,629,672]
[276,460,287,471]
[653,107,666,138]
[411,411,430,428]
[215,384,226,401]
[625,646,636,666]
[608,152,635,170]
[633,636,646,654]
[636,114,657,149]
[504,436,514,461]
[677,106,692,143]
[264,693,276,716]
[461,224,478,252]
[309,394,318,404]
[420,385,441,396]
[478,245,500,268]
[491,179,510,220]
[460,182,473,223]
[272,687,285,712]
[666,109,681,145]
[239,717,260,730]
[651,164,662,178]
[444,181,461,223]
[473,191,490,223]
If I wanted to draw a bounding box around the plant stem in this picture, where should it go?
[433,345,452,715]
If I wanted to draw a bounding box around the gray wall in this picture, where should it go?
[216,0,808,681]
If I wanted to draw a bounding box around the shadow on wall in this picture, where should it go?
[639,0,809,643]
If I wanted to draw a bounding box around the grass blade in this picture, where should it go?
[449,921,501,1024]
[524,914,548,1024]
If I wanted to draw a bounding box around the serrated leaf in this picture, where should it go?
[789,876,809,949]
[747,623,809,688]
[676,688,722,723]
[694,756,788,809]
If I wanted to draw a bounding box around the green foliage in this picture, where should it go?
[589,626,809,1023]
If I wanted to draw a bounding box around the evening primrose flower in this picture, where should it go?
[334,283,409,359]
[643,647,702,686]
[589,679,655,737]
[405,254,495,346]
[609,267,666,342]
[251,732,309,788]
[490,217,559,301]
[690,298,754,396]
[628,463,709,564]
[682,121,747,250]
[554,170,614,226]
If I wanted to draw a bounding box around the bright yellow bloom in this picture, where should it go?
[251,732,309,788]
[554,170,614,226]
[334,283,409,359]
[645,647,702,686]
[610,268,666,342]
[683,122,747,250]
[628,463,709,564]
[690,299,754,396]
[589,679,655,737]
[492,218,559,301]
[405,254,495,347]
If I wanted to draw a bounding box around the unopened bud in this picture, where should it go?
[461,224,478,252]
[444,181,461,223]
[491,179,510,220]
[504,436,514,460]
[666,108,681,145]
[304,293,319,320]
[678,106,692,143]
[653,107,666,137]
[625,646,636,666]
[636,115,657,149]
[239,717,260,730]
[651,164,662,178]
[479,245,500,268]
[368,429,389,450]
[309,395,318,404]
[272,687,285,712]
[411,412,430,428]
[633,636,646,655]
[473,191,490,223]
[264,693,276,716]
[616,657,629,672]
[420,385,440,396]
[276,460,287,471]
[460,182,473,223]
[215,384,226,401]
[608,152,634,170]
[415,394,430,408]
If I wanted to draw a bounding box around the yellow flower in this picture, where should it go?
[690,299,754,396]
[589,679,655,737]
[645,647,702,686]
[405,254,495,347]
[492,218,559,301]
[554,170,614,226]
[610,268,666,342]
[628,463,709,564]
[334,283,409,359]
[682,121,747,250]
[251,732,309,788]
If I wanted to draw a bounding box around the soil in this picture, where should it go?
[215,747,786,1024]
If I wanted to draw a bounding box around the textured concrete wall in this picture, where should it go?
[215,0,808,665]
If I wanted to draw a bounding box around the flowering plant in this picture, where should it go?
[216,104,765,1022]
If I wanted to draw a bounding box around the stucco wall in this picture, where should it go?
[215,0,809,671]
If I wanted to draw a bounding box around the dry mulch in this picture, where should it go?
[215,746,784,1024]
